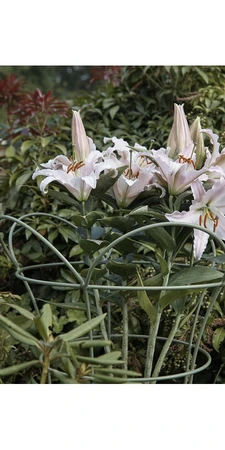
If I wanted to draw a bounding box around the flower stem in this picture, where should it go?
[144,305,162,379]
[122,298,129,372]
[144,255,172,381]
[151,312,182,382]
[93,288,111,353]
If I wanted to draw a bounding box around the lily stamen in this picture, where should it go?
[67,160,85,174]
[199,210,219,232]
[178,154,196,168]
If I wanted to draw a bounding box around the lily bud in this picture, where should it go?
[71,110,90,162]
[190,116,206,169]
[167,104,192,159]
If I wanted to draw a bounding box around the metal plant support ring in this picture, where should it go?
[1,213,225,384]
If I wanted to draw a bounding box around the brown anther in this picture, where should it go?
[213,216,219,232]
[178,155,196,168]
[67,160,85,173]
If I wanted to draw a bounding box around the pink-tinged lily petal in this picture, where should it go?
[103,136,131,164]
[166,177,225,259]
[112,168,155,207]
[151,152,207,195]
[193,229,210,261]
[201,129,220,167]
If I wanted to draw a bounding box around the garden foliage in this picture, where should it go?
[1,66,225,383]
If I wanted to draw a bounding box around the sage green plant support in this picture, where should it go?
[1,213,225,383]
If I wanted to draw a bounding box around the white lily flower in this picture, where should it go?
[32,151,106,201]
[165,178,225,259]
[102,137,161,207]
[150,150,207,196]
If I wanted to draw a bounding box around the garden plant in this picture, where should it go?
[1,67,225,383]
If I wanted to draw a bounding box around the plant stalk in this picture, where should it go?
[151,312,182,382]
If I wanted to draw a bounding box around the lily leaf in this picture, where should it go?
[136,271,156,324]
[169,266,223,286]
[91,165,127,197]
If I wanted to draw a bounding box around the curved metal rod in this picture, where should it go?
[0,214,84,285]
[108,334,211,383]
[84,221,225,287]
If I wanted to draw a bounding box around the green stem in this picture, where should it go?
[144,255,172,380]
[40,352,51,384]
[151,312,182,382]
[83,289,94,359]
[122,298,129,372]
[144,305,162,378]
[93,288,110,353]
[184,290,205,384]
[188,285,223,384]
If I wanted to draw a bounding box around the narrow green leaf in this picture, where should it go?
[0,360,40,377]
[96,351,122,362]
[0,314,40,347]
[146,227,175,251]
[4,303,35,320]
[159,289,196,310]
[109,105,120,119]
[15,170,33,190]
[90,374,135,383]
[169,267,223,286]
[95,367,141,377]
[136,271,156,324]
[48,371,78,384]
[34,304,53,341]
[76,355,124,366]
[59,313,107,342]
[195,67,209,84]
[69,339,112,348]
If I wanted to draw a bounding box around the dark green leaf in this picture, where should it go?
[169,266,223,286]
[212,328,225,352]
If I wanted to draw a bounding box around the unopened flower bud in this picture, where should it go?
[167,103,192,159]
[190,116,206,169]
[71,110,89,162]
